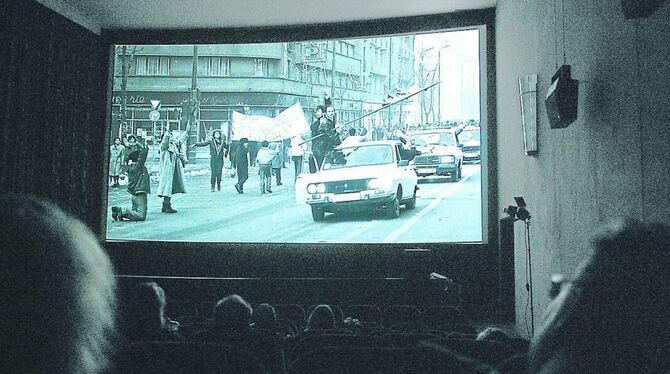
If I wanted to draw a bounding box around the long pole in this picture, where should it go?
[298,81,439,146]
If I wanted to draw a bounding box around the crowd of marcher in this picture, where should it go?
[108,100,472,222]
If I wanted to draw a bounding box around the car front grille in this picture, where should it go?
[324,179,370,194]
[463,146,480,153]
[413,155,441,165]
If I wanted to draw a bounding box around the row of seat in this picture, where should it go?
[113,337,523,374]
[169,302,464,329]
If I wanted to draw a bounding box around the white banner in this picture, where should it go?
[231,102,310,141]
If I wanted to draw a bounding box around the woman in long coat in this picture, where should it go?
[192,129,228,192]
[109,137,125,187]
[156,126,189,213]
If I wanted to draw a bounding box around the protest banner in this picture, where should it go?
[231,102,309,141]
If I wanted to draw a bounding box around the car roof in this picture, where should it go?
[409,129,456,135]
[335,140,400,148]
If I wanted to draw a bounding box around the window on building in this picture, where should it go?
[255,58,268,76]
[135,56,170,76]
[207,57,230,76]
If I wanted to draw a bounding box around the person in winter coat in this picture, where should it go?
[109,137,125,187]
[268,142,283,186]
[234,138,249,194]
[255,140,277,194]
[156,124,190,213]
[192,129,229,192]
[290,134,306,182]
[111,143,150,221]
[309,105,325,173]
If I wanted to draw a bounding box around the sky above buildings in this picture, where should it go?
[414,29,480,122]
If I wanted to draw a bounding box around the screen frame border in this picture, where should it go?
[99,8,498,281]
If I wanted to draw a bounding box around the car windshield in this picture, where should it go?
[459,129,480,142]
[322,145,394,170]
[411,132,457,147]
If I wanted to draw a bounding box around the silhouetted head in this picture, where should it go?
[213,294,253,334]
[261,140,269,148]
[212,129,222,139]
[125,282,167,335]
[349,128,357,136]
[530,219,670,373]
[0,194,116,373]
[476,327,512,343]
[253,303,277,330]
[307,304,335,330]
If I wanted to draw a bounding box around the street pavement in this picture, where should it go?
[106,162,482,243]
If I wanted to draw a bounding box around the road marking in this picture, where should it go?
[382,170,475,243]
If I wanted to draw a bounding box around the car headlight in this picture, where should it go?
[316,183,326,193]
[368,178,393,191]
[307,184,317,194]
[441,155,455,163]
[367,178,381,189]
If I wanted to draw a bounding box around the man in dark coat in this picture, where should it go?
[112,143,150,221]
[309,106,325,173]
[234,138,249,194]
[192,129,229,192]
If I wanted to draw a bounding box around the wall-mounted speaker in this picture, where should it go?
[545,65,579,129]
[621,0,668,19]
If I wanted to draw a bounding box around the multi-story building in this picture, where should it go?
[111,36,414,144]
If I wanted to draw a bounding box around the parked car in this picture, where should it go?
[296,140,418,221]
[409,129,463,182]
[457,126,481,163]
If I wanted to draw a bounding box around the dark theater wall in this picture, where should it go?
[496,0,670,337]
[0,1,107,231]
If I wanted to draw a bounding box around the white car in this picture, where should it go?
[296,140,418,221]
[409,129,463,182]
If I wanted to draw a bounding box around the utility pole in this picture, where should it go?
[330,41,335,103]
[191,45,198,93]
[387,37,393,126]
[187,45,198,159]
[437,48,442,125]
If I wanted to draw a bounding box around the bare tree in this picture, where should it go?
[415,59,437,126]
[114,45,141,137]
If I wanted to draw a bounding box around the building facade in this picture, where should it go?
[111,37,414,144]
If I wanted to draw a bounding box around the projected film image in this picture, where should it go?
[106,29,483,243]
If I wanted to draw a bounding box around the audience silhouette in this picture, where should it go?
[530,219,670,373]
[122,282,183,342]
[0,194,116,374]
[5,198,665,374]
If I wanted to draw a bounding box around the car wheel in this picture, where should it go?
[311,206,325,221]
[405,189,416,209]
[387,188,401,219]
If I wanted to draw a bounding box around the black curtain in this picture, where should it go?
[0,1,107,234]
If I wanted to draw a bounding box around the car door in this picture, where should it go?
[395,144,415,200]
